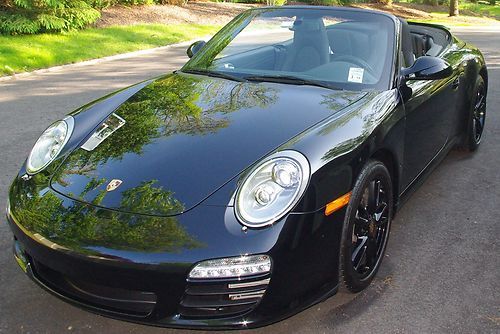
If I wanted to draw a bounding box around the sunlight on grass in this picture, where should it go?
[0,24,220,76]
[461,2,500,18]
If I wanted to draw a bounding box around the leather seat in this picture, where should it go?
[281,18,330,72]
[412,34,426,58]
[399,18,415,68]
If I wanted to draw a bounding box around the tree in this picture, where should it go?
[450,0,459,16]
[0,0,100,35]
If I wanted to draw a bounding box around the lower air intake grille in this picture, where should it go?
[179,275,270,318]
[32,259,157,317]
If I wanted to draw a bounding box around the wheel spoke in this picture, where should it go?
[356,208,370,225]
[478,101,486,111]
[349,174,392,278]
[474,116,483,137]
[365,236,377,269]
[375,180,381,207]
[476,117,483,131]
[367,180,380,213]
[377,215,389,227]
[473,87,486,142]
[373,202,388,223]
[351,236,368,271]
[475,94,484,110]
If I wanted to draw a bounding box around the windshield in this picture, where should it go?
[182,7,396,91]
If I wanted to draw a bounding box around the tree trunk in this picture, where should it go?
[449,0,459,17]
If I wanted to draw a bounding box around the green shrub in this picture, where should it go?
[265,0,287,5]
[0,0,101,35]
[86,0,116,9]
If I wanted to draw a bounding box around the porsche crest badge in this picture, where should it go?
[106,179,123,192]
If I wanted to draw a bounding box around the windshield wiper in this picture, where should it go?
[181,69,246,82]
[245,75,342,90]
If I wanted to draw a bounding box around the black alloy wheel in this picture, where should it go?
[460,76,487,152]
[341,160,393,292]
[472,79,486,144]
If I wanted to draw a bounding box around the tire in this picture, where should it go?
[340,160,393,293]
[459,76,487,152]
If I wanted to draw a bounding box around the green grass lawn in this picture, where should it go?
[0,24,220,76]
[461,2,500,18]
[392,0,499,19]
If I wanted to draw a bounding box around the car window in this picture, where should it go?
[216,17,295,59]
[183,8,396,91]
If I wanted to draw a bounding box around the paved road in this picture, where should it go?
[0,31,499,334]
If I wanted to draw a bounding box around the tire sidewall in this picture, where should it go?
[466,76,486,151]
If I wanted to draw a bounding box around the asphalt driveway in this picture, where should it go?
[0,30,499,334]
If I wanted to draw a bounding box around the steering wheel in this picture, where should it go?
[332,55,375,76]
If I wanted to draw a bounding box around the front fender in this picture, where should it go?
[285,89,404,213]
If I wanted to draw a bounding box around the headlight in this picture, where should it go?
[235,150,310,228]
[26,116,74,174]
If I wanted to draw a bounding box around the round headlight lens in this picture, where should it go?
[26,117,74,174]
[235,150,310,228]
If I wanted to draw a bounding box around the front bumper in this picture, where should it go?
[6,176,343,329]
[11,231,276,329]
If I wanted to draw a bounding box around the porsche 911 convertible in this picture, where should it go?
[6,6,487,329]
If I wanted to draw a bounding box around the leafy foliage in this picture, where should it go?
[265,0,287,5]
[0,0,197,34]
[0,0,101,34]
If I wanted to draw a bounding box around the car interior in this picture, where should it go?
[211,17,452,86]
[400,18,451,67]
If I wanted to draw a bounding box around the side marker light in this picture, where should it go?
[325,191,352,216]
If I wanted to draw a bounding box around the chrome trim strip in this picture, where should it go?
[228,278,270,289]
[228,289,266,301]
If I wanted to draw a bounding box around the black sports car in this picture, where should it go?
[6,6,487,329]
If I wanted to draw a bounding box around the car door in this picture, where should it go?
[400,62,460,189]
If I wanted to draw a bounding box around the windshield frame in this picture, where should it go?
[182,6,399,91]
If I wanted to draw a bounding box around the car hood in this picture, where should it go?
[50,73,366,216]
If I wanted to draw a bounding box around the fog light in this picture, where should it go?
[188,255,271,279]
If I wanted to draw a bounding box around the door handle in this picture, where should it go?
[451,77,460,90]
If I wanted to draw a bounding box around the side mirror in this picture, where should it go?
[401,56,452,81]
[187,40,206,58]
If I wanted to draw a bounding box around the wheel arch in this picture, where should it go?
[369,148,400,215]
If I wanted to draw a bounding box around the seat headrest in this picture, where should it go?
[398,18,415,67]
[290,18,325,32]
